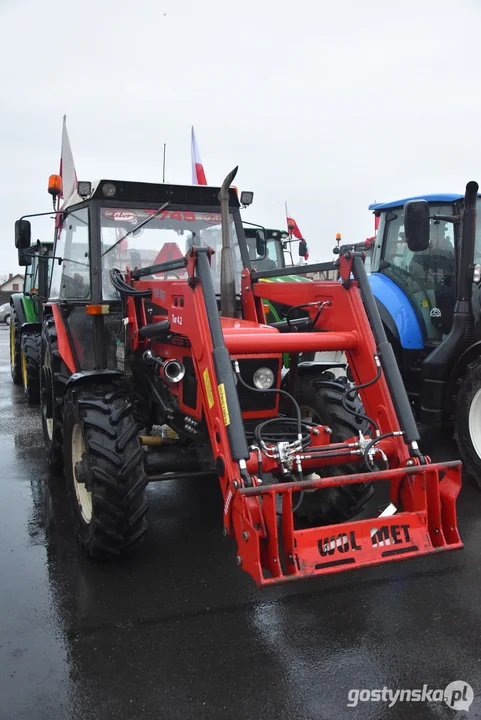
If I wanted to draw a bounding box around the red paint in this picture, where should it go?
[51,305,76,374]
[195,163,207,186]
[224,331,358,354]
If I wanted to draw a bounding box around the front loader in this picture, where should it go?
[21,168,463,586]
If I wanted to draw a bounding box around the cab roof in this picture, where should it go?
[63,180,240,210]
[368,194,464,212]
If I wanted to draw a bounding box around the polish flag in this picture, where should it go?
[374,214,380,232]
[286,215,304,240]
[58,115,78,206]
[286,207,309,260]
[191,126,207,185]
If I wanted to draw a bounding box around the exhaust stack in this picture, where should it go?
[219,167,238,318]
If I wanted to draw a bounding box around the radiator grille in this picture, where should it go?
[181,357,279,412]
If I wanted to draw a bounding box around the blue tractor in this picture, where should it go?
[368,182,481,484]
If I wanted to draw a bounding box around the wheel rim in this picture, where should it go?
[468,389,481,460]
[21,349,28,390]
[6,315,10,325]
[300,404,320,425]
[10,321,15,367]
[72,423,92,524]
[42,347,54,440]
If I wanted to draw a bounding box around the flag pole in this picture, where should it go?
[57,114,67,213]
[162,143,167,183]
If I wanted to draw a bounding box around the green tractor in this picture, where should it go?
[10,237,53,403]
[243,225,319,362]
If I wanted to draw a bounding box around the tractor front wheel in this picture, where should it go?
[40,317,68,472]
[63,384,149,557]
[21,331,41,404]
[291,371,374,526]
[454,358,481,489]
[10,306,22,385]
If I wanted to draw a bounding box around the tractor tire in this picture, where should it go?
[40,317,69,472]
[454,357,481,489]
[63,384,149,557]
[10,305,22,385]
[291,371,374,526]
[21,331,41,404]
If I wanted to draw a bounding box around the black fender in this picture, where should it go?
[281,360,347,388]
[10,293,26,326]
[445,341,481,413]
[375,297,400,342]
[21,321,42,334]
[64,370,128,394]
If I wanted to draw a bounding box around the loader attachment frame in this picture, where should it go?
[232,461,461,586]
[128,242,463,587]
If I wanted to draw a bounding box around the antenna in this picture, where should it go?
[162,143,167,183]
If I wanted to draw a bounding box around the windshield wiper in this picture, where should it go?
[101,202,170,257]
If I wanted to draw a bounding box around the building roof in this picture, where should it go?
[0,273,24,290]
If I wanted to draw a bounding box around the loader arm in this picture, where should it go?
[130,247,462,587]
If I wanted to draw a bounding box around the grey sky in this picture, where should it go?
[1,0,480,272]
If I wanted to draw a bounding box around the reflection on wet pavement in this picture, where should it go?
[0,326,480,720]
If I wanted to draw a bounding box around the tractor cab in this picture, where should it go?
[49,184,248,304]
[243,225,308,271]
[369,194,464,350]
[367,184,481,483]
[243,226,288,271]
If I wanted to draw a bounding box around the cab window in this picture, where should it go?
[50,209,90,300]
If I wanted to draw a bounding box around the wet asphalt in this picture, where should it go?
[1,325,481,720]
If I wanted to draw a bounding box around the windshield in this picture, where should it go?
[100,207,243,300]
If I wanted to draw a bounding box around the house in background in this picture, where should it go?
[0,273,24,293]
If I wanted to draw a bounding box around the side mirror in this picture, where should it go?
[256,230,266,257]
[404,200,430,252]
[299,240,307,257]
[18,248,32,267]
[15,219,31,249]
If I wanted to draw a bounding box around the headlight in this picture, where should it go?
[253,367,275,390]
[102,182,116,198]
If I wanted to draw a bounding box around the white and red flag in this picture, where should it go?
[191,126,207,185]
[286,204,309,260]
[58,115,78,206]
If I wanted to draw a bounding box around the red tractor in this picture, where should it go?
[15,169,463,586]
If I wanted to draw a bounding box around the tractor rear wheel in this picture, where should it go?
[21,331,41,404]
[10,305,22,385]
[40,317,68,472]
[454,358,481,489]
[63,384,149,557]
[291,371,374,526]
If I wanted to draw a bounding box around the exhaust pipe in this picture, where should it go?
[143,350,185,383]
[219,166,239,319]
[162,359,185,383]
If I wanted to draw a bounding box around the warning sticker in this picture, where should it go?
[203,368,214,409]
[218,383,230,426]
